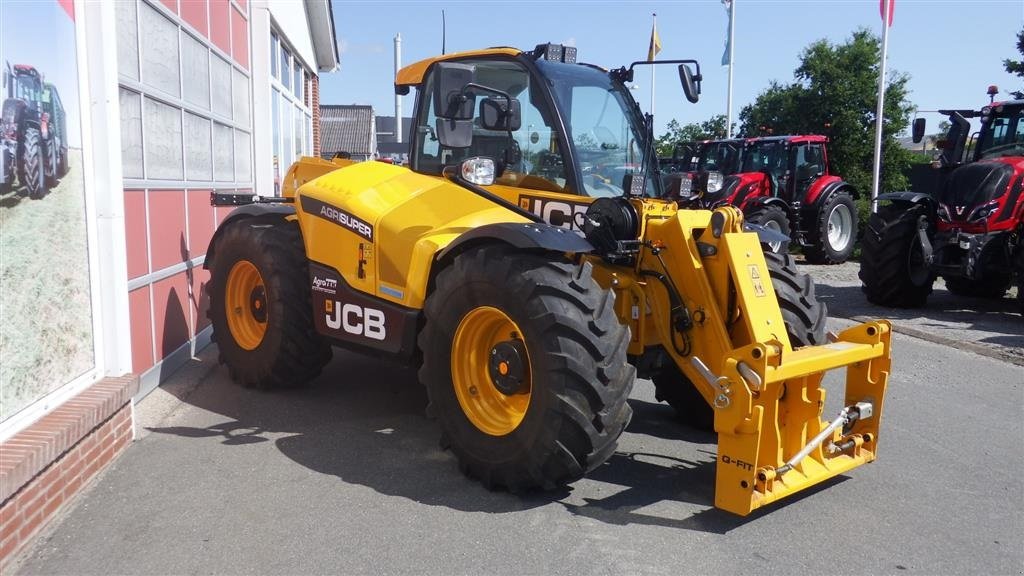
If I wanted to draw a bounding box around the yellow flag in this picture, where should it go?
[647,20,661,61]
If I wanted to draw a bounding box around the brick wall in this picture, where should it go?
[0,376,138,571]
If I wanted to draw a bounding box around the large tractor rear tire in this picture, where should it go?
[654,251,826,430]
[419,244,634,491]
[20,127,46,200]
[744,203,791,254]
[208,218,332,389]
[804,191,857,264]
[44,136,58,187]
[859,204,935,307]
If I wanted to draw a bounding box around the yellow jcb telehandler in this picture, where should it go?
[205,43,891,516]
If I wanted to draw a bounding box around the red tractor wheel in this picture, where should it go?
[805,191,857,264]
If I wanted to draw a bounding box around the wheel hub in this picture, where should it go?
[488,340,528,395]
[249,286,267,323]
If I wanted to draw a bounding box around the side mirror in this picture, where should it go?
[433,62,476,120]
[912,117,926,144]
[479,97,521,132]
[679,64,700,104]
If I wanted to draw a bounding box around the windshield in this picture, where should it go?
[697,141,743,175]
[537,60,658,197]
[976,106,1024,160]
[14,73,41,102]
[740,140,787,176]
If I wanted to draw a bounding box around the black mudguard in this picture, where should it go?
[203,204,296,269]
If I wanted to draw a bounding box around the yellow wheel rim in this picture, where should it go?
[451,306,532,436]
[225,260,268,351]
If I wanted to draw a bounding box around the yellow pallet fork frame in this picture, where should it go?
[587,202,891,516]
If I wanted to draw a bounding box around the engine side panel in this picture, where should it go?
[294,161,532,311]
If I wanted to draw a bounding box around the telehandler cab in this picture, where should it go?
[206,43,892,516]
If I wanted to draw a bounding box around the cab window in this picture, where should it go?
[412,59,568,193]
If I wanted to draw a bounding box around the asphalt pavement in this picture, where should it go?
[11,315,1023,576]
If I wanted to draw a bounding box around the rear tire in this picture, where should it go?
[804,191,857,264]
[208,219,332,389]
[419,245,634,491]
[44,136,58,187]
[859,204,935,307]
[943,276,1010,298]
[744,203,791,254]
[654,251,826,430]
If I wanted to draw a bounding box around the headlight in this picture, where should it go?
[937,204,951,222]
[706,171,724,193]
[968,201,1000,223]
[459,157,495,185]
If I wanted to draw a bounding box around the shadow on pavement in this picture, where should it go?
[815,284,1023,355]
[144,348,799,534]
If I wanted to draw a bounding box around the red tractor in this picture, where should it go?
[673,135,858,263]
[1,63,69,199]
[859,101,1024,311]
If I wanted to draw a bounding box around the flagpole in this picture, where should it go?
[870,0,892,214]
[726,0,735,138]
[651,13,656,116]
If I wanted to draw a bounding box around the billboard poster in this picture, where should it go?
[0,0,94,421]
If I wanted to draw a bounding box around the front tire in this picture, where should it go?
[859,204,935,307]
[804,191,857,264]
[654,252,826,429]
[208,219,332,388]
[20,127,46,200]
[744,203,791,254]
[419,245,634,491]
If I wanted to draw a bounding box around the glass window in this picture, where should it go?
[115,0,139,81]
[294,109,302,160]
[232,68,249,127]
[234,130,251,182]
[139,1,180,97]
[293,62,302,99]
[281,101,293,169]
[272,88,280,187]
[184,112,212,180]
[271,34,279,79]
[211,55,232,118]
[119,88,144,178]
[143,97,183,179]
[182,33,210,109]
[280,48,291,92]
[413,60,571,193]
[213,122,233,181]
[305,113,312,155]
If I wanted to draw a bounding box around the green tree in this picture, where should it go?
[655,115,731,156]
[1003,26,1024,99]
[738,29,915,202]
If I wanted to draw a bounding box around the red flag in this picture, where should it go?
[57,0,75,21]
[879,0,894,27]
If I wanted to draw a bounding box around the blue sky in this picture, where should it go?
[0,0,81,147]
[321,0,1024,138]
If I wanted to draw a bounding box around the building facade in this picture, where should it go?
[0,0,339,567]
